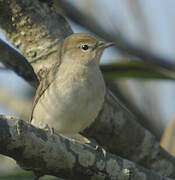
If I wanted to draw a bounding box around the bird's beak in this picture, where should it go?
[98,41,115,49]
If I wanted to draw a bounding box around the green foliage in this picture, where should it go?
[101,60,175,80]
[0,171,59,180]
[0,171,33,180]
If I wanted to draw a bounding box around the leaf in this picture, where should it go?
[101,60,175,80]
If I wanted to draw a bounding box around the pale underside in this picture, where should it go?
[31,62,106,136]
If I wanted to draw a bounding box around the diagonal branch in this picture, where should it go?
[0,39,39,88]
[0,0,73,81]
[0,115,173,180]
[84,90,175,178]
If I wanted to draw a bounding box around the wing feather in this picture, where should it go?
[29,62,60,122]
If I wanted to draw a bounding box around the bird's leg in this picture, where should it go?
[95,145,107,159]
[84,137,107,159]
[59,133,90,143]
[45,124,55,135]
[48,126,55,135]
[29,119,54,135]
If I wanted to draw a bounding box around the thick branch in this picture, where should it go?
[0,0,73,80]
[84,90,175,178]
[1,41,174,178]
[0,39,39,88]
[0,0,175,178]
[0,115,172,180]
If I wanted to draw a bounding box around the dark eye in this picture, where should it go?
[81,44,89,51]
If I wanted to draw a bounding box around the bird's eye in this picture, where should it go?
[81,44,89,51]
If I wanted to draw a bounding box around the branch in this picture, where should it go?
[105,81,163,139]
[0,39,39,88]
[0,0,73,81]
[83,90,175,178]
[56,0,175,72]
[0,115,172,180]
[0,1,175,178]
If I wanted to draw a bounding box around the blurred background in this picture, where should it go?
[1,0,175,179]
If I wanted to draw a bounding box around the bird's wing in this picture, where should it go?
[29,63,60,123]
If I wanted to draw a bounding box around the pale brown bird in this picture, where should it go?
[30,33,114,142]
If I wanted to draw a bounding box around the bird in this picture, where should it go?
[30,33,114,142]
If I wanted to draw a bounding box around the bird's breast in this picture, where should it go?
[32,63,106,134]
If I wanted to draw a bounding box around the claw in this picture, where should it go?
[44,124,55,135]
[49,127,54,135]
[84,138,107,159]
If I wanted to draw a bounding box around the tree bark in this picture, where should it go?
[0,115,173,180]
[0,0,175,178]
[0,39,38,88]
[0,0,72,81]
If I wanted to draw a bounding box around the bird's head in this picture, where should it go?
[60,33,114,66]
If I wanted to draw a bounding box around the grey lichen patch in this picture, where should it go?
[18,16,29,27]
[123,158,135,169]
[152,159,174,176]
[134,169,146,180]
[43,138,76,169]
[78,150,95,167]
[46,150,75,169]
[106,159,120,177]
[63,151,76,169]
[16,120,28,136]
[122,168,130,179]
[69,142,85,154]
[91,173,105,180]
[138,130,154,160]
[11,2,22,14]
[96,159,105,171]
[122,159,135,179]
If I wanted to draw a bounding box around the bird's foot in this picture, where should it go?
[85,138,107,159]
[48,126,54,135]
[60,133,90,144]
[42,124,55,135]
[58,133,107,158]
[95,145,107,159]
